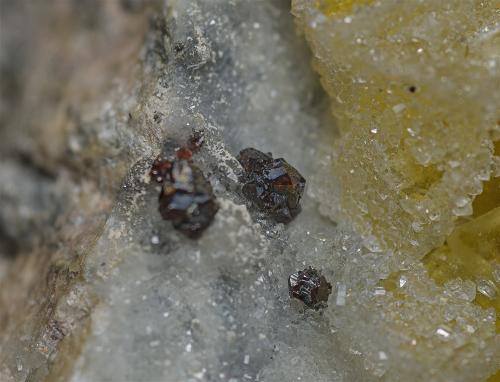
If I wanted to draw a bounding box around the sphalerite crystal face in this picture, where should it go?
[151,152,218,238]
[237,148,306,222]
[293,0,499,381]
[289,267,332,309]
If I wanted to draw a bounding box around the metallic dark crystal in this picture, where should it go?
[151,154,218,238]
[288,267,332,309]
[237,148,306,223]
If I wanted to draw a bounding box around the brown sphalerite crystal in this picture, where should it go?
[187,130,204,152]
[150,153,218,238]
[150,155,173,184]
[237,148,306,223]
[288,267,332,309]
[175,147,193,160]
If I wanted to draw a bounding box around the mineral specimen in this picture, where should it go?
[293,0,500,381]
[289,267,332,309]
[3,2,348,381]
[237,148,306,223]
[423,175,500,325]
[2,0,498,381]
[152,154,218,238]
[293,0,500,259]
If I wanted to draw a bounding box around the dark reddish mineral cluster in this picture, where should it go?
[288,267,332,309]
[150,146,218,238]
[236,148,306,223]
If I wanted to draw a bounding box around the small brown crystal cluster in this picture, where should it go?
[237,148,306,223]
[150,146,307,238]
[150,146,218,238]
[288,267,332,309]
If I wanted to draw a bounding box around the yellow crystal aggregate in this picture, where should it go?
[424,161,500,331]
[293,0,499,380]
[294,0,499,258]
[315,0,374,16]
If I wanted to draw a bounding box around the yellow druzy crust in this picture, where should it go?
[293,0,500,380]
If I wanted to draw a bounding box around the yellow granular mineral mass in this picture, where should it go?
[293,0,499,381]
[315,0,374,16]
[424,160,500,332]
[294,0,499,259]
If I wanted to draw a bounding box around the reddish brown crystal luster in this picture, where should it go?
[187,131,204,152]
[150,156,173,184]
[288,267,332,309]
[175,147,193,160]
[237,148,306,223]
[150,153,218,238]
